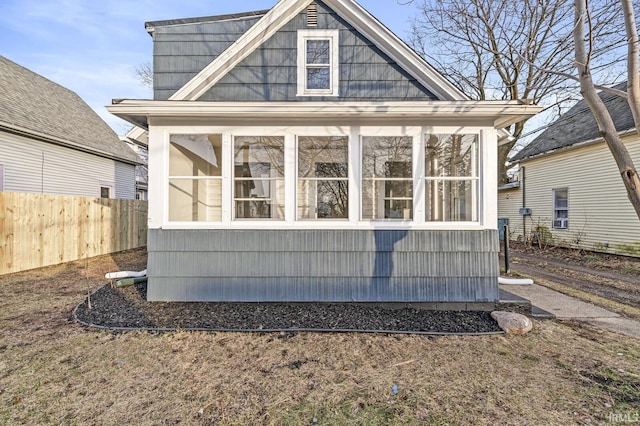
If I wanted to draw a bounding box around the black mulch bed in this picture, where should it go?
[74,283,503,335]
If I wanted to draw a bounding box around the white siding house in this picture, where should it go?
[500,82,640,256]
[0,56,141,199]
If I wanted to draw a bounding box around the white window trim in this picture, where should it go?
[0,164,4,191]
[153,125,494,231]
[297,29,340,97]
[552,188,569,229]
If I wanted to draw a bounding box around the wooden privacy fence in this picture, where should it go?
[0,192,147,275]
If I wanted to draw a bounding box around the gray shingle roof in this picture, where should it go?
[511,82,634,162]
[0,55,140,164]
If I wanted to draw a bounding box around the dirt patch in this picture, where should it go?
[504,243,640,313]
[73,282,502,334]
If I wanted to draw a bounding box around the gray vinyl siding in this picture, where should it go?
[147,229,499,302]
[153,1,437,101]
[153,16,263,100]
[0,130,136,199]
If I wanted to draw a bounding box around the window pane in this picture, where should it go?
[307,67,330,90]
[426,180,477,222]
[298,180,349,219]
[234,136,284,177]
[425,134,477,177]
[170,134,222,177]
[554,189,568,209]
[362,137,413,178]
[234,136,285,220]
[298,136,348,178]
[169,178,222,222]
[307,40,330,64]
[362,180,413,220]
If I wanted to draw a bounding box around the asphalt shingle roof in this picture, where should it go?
[511,82,635,162]
[0,55,140,164]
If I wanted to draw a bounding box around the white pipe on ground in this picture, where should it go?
[105,269,147,279]
[498,277,533,285]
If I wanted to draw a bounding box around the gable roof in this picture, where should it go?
[511,82,635,162]
[168,0,469,102]
[0,55,140,164]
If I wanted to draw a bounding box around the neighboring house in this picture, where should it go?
[0,55,140,199]
[499,82,640,256]
[108,0,540,303]
[121,127,149,200]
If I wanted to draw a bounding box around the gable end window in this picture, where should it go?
[297,30,339,97]
[552,188,568,229]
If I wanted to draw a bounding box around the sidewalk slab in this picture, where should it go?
[500,283,619,319]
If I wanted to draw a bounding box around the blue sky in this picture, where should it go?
[0,0,418,134]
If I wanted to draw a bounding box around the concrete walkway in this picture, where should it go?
[500,283,640,340]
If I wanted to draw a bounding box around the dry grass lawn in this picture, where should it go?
[1,249,639,425]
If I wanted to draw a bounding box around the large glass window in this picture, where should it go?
[234,136,285,220]
[362,136,413,220]
[169,134,222,222]
[553,188,568,229]
[425,134,478,222]
[297,136,349,220]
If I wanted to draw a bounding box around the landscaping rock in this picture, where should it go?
[491,311,533,335]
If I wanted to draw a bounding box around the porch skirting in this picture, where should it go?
[147,229,500,303]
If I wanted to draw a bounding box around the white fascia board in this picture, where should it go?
[169,0,313,101]
[107,100,542,128]
[324,0,468,101]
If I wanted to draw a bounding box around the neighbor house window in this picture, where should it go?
[297,136,349,220]
[234,136,285,220]
[553,188,568,229]
[99,181,114,199]
[297,30,339,96]
[362,136,413,220]
[169,134,222,222]
[425,134,479,222]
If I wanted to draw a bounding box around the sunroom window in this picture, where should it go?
[425,134,478,222]
[233,136,285,220]
[362,136,413,220]
[297,30,339,96]
[297,136,349,220]
[169,134,222,222]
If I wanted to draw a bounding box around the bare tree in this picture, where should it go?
[408,0,616,184]
[135,62,154,89]
[574,0,640,219]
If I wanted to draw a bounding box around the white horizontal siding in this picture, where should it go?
[0,130,136,199]
[499,135,640,256]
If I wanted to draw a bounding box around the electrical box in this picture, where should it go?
[519,208,532,216]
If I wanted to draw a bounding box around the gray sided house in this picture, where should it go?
[109,0,540,304]
[500,82,640,256]
[0,56,140,199]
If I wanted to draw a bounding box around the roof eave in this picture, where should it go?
[0,120,142,166]
[107,100,542,129]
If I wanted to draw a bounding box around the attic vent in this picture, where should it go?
[307,3,318,27]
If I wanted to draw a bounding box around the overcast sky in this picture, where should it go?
[0,0,418,135]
